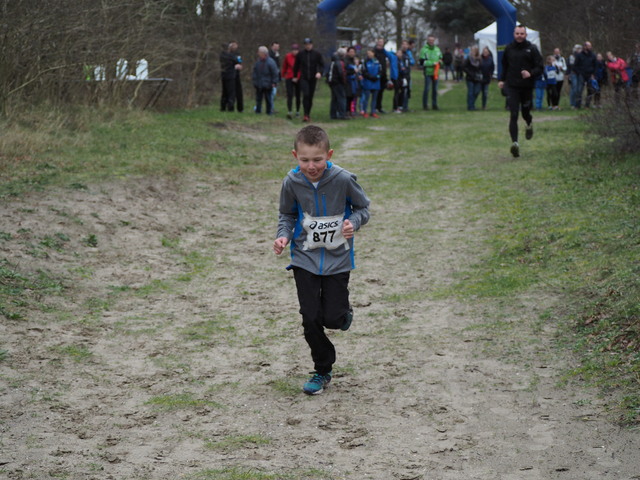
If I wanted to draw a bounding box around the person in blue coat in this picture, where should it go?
[252,46,279,115]
[359,48,381,118]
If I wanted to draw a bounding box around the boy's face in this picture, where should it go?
[292,142,333,183]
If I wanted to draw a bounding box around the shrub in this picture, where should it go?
[583,92,640,153]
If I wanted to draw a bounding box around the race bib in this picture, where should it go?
[301,213,349,251]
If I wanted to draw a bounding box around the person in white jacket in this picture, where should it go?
[553,48,568,106]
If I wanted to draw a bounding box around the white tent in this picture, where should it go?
[474,22,541,77]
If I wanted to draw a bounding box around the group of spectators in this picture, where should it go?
[219,38,327,121]
[220,35,490,120]
[219,37,640,121]
[534,41,640,110]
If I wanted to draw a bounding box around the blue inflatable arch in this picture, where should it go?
[476,0,516,76]
[317,0,517,76]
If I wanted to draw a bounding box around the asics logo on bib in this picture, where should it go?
[309,220,340,230]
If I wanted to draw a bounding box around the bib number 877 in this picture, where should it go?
[313,230,336,243]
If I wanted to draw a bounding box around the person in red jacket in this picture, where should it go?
[282,44,301,119]
[606,51,630,102]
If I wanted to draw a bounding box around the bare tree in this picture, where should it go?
[525,0,640,56]
[0,0,320,115]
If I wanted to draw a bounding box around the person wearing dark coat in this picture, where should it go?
[293,38,324,122]
[220,41,244,112]
[463,46,483,111]
[328,48,349,120]
[498,25,543,158]
[573,41,597,108]
[373,38,389,113]
[479,47,495,110]
[268,42,281,111]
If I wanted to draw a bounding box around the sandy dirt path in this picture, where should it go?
[1,126,639,480]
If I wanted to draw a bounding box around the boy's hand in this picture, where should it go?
[342,219,354,239]
[273,237,290,255]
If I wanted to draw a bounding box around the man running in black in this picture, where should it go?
[498,25,543,158]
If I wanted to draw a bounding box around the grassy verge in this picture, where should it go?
[1,78,638,425]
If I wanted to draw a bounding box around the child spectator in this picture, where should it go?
[545,55,559,110]
[273,125,370,395]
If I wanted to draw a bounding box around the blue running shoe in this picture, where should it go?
[340,307,353,331]
[303,372,332,395]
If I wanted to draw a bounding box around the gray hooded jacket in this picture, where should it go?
[276,161,370,275]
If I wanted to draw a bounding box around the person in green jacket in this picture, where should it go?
[419,35,443,110]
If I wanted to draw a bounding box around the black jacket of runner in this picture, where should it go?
[500,40,543,89]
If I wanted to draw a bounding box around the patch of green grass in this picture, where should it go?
[83,234,98,247]
[186,467,332,480]
[161,235,180,249]
[150,353,193,372]
[84,296,112,314]
[268,377,302,397]
[180,316,236,341]
[382,289,426,303]
[54,344,93,362]
[0,259,66,319]
[145,392,223,411]
[135,278,173,296]
[204,434,270,451]
[206,381,240,394]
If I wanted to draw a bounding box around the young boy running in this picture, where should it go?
[273,126,370,395]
